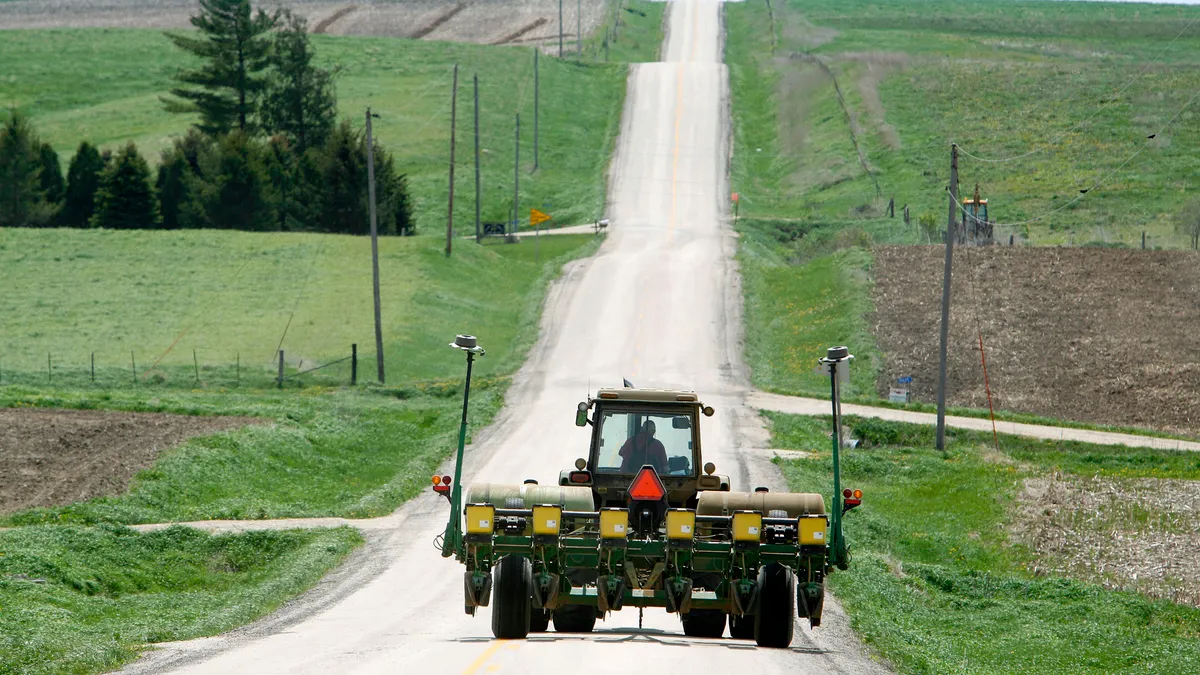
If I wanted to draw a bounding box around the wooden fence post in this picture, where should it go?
[351,344,358,386]
[277,350,285,389]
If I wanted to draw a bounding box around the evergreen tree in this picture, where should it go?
[302,120,414,235]
[163,0,277,136]
[202,131,275,230]
[0,111,44,227]
[37,143,64,205]
[60,141,107,228]
[261,11,337,155]
[156,130,213,230]
[262,135,305,230]
[92,143,158,229]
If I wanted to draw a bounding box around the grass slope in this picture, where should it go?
[0,229,598,385]
[0,29,626,233]
[726,0,1200,247]
[0,525,361,675]
[768,412,1200,673]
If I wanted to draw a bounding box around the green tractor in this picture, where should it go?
[434,341,861,647]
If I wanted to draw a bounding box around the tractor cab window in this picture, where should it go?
[595,410,695,476]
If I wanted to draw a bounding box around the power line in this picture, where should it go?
[272,234,329,363]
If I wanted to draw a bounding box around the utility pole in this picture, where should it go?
[936,143,958,451]
[576,0,582,57]
[533,50,539,171]
[474,74,481,244]
[446,64,459,257]
[366,107,385,384]
[558,0,564,57]
[513,113,520,237]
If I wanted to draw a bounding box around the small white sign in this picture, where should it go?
[479,520,491,529]
[680,525,692,534]
[545,519,558,529]
[632,589,652,598]
[888,388,909,404]
[748,526,760,536]
[813,531,824,540]
[613,524,625,533]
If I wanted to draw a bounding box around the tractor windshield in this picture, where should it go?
[594,410,695,476]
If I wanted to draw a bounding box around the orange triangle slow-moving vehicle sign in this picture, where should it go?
[530,208,551,226]
[627,466,667,501]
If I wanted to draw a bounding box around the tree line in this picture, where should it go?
[0,0,413,235]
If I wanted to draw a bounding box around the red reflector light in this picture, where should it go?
[627,466,666,502]
[843,488,852,499]
[433,484,450,495]
[443,475,453,485]
[569,471,591,483]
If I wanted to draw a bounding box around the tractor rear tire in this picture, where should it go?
[754,564,796,648]
[728,613,755,639]
[530,607,551,633]
[491,555,533,639]
[552,605,597,633]
[681,609,726,638]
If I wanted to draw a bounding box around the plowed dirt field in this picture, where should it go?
[0,407,256,515]
[871,246,1200,436]
[0,0,607,46]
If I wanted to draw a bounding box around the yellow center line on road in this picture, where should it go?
[668,1,704,235]
[461,640,509,675]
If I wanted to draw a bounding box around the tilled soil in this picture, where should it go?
[0,407,257,515]
[0,0,607,46]
[871,246,1200,436]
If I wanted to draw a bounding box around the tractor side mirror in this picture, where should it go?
[672,416,691,429]
[575,402,589,427]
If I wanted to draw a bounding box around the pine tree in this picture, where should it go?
[261,11,337,155]
[92,143,158,229]
[0,111,44,227]
[202,131,276,230]
[60,142,107,228]
[156,130,213,230]
[163,0,277,136]
[302,120,415,235]
[37,143,64,205]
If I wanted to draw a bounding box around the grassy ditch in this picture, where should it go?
[725,0,1200,247]
[1,28,626,233]
[768,411,1200,673]
[0,524,361,675]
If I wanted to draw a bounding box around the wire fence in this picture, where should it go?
[0,345,368,390]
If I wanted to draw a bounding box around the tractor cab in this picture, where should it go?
[562,388,729,509]
[961,197,988,224]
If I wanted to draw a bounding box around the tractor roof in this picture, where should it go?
[595,388,702,404]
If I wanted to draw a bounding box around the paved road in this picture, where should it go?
[750,392,1200,451]
[122,2,889,674]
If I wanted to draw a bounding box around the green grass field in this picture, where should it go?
[0,525,360,674]
[0,28,626,233]
[726,0,1200,248]
[0,228,598,386]
[769,412,1200,673]
[1,230,600,524]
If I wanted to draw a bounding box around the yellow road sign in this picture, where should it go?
[530,208,551,227]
